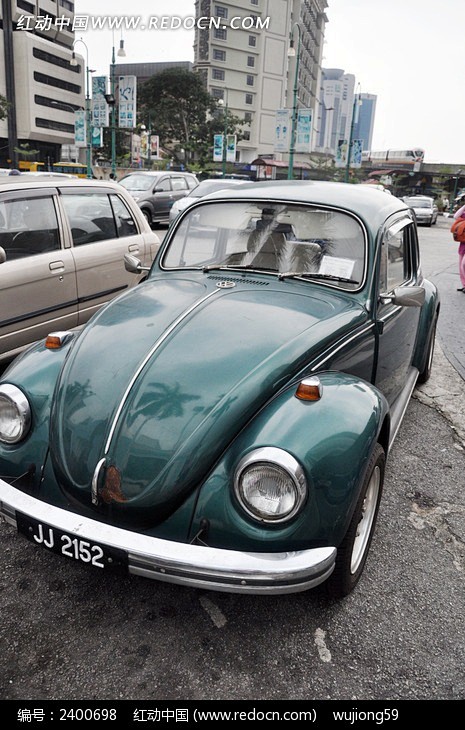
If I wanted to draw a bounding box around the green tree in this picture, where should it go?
[138,68,246,167]
[0,94,9,121]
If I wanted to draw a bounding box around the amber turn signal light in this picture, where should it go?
[295,377,323,401]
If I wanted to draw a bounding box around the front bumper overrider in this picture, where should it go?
[0,478,336,595]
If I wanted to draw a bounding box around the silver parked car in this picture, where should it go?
[404,195,438,226]
[0,178,160,364]
[119,171,198,226]
[168,178,250,223]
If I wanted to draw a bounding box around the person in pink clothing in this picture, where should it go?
[453,204,465,292]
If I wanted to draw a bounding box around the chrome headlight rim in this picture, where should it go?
[0,384,31,444]
[234,447,307,524]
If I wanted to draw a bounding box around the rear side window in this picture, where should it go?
[171,178,188,191]
[61,193,117,246]
[110,194,138,237]
[0,195,60,260]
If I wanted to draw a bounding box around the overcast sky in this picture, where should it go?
[76,0,464,163]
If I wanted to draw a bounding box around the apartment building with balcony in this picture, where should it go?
[193,0,327,165]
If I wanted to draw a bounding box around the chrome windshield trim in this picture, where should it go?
[104,288,220,454]
[0,479,336,595]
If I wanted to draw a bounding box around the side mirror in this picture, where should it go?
[0,247,6,264]
[124,253,150,273]
[380,286,425,307]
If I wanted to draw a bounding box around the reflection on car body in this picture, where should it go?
[0,181,439,598]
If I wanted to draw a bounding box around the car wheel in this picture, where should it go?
[141,209,152,227]
[326,443,385,598]
[417,314,438,384]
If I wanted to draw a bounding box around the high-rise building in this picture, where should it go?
[353,93,377,152]
[0,0,83,168]
[193,0,328,165]
[316,69,377,157]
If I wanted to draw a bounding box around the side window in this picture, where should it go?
[62,193,117,246]
[0,195,60,260]
[380,220,412,292]
[186,177,197,190]
[171,178,188,191]
[110,195,138,238]
[155,178,171,192]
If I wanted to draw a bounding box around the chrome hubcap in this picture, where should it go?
[351,465,380,574]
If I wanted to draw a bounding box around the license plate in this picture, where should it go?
[16,512,128,573]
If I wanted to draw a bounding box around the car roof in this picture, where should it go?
[120,171,196,177]
[0,178,123,190]
[202,180,409,229]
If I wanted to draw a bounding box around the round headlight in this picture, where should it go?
[234,447,307,524]
[0,384,31,444]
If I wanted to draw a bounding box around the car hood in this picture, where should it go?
[49,274,366,527]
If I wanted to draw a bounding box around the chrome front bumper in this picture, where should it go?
[0,478,336,595]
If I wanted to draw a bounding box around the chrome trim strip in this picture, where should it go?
[0,478,336,595]
[388,366,419,451]
[310,323,375,371]
[104,289,220,454]
[91,458,106,505]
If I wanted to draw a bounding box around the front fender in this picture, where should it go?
[190,371,389,552]
[0,337,76,486]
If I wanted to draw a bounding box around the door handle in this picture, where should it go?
[128,244,140,252]
[49,261,65,272]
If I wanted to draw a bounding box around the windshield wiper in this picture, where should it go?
[203,263,269,273]
[278,272,358,284]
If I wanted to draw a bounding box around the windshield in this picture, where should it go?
[119,175,157,192]
[162,202,366,290]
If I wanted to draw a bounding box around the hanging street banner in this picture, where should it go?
[226,134,236,162]
[118,75,137,128]
[335,139,348,168]
[150,135,159,159]
[92,76,109,128]
[74,109,86,147]
[295,109,312,153]
[351,139,363,168]
[274,109,291,152]
[213,134,223,162]
[92,127,103,147]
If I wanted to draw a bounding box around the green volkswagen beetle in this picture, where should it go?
[0,181,439,597]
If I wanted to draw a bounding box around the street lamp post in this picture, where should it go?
[450,170,463,215]
[70,39,94,179]
[344,84,362,183]
[287,23,301,180]
[109,35,126,179]
[218,94,228,177]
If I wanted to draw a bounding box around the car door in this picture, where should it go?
[0,188,78,361]
[374,217,422,405]
[170,176,190,209]
[59,188,148,325]
[151,176,174,221]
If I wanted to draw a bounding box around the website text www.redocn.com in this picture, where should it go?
[16,14,271,33]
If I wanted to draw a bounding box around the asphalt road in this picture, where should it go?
[0,217,463,704]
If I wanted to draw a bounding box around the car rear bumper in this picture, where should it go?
[0,478,336,594]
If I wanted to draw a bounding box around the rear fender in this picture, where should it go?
[412,278,440,371]
[191,371,389,551]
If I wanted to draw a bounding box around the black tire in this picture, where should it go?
[326,444,385,598]
[417,315,437,384]
[141,209,152,227]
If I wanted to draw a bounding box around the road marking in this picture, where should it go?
[314,628,332,663]
[199,596,227,628]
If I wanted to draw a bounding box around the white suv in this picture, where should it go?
[0,178,160,364]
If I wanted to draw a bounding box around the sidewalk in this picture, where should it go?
[415,341,465,448]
